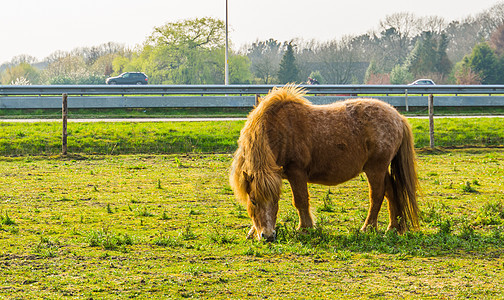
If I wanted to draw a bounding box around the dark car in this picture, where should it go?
[106,72,148,85]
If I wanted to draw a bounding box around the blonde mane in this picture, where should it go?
[230,85,309,204]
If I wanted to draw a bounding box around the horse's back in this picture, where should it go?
[274,98,406,184]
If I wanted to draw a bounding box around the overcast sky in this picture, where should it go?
[1,0,502,64]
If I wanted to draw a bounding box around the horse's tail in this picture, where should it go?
[390,117,420,232]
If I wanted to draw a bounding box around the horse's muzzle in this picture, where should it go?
[260,231,276,242]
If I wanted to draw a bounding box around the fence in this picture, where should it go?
[2,84,504,109]
[1,84,504,154]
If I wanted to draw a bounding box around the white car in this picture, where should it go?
[409,79,435,85]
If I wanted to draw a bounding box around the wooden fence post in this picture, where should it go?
[62,93,68,155]
[428,94,434,148]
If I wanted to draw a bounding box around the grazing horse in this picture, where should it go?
[230,85,419,242]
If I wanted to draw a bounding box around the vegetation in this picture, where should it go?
[113,18,251,85]
[3,2,504,85]
[0,148,503,298]
[277,42,299,84]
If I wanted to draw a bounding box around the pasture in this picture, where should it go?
[1,117,504,155]
[1,147,503,298]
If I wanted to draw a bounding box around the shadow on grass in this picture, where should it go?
[272,220,504,258]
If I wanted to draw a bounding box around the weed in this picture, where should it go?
[462,181,477,193]
[180,224,198,241]
[153,233,182,247]
[243,245,264,257]
[34,236,59,257]
[157,179,162,189]
[106,204,113,214]
[0,211,16,226]
[473,201,504,226]
[459,221,476,241]
[422,203,443,225]
[160,210,171,220]
[136,207,154,217]
[209,222,236,245]
[189,209,203,216]
[86,227,133,250]
[438,218,453,235]
[174,156,183,168]
[318,189,335,213]
[230,202,247,219]
[333,250,352,261]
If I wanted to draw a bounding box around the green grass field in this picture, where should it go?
[0,117,503,156]
[0,149,503,298]
[1,106,504,119]
[0,117,503,298]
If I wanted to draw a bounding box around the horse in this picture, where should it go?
[229,85,420,242]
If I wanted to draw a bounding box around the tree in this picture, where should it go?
[148,17,225,49]
[246,39,282,84]
[42,55,106,84]
[0,62,40,85]
[314,37,362,84]
[390,64,413,84]
[462,42,501,84]
[453,62,482,84]
[402,31,452,82]
[278,42,299,84]
[367,12,421,72]
[115,17,250,84]
[489,23,504,56]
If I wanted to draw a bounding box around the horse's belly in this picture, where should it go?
[307,166,362,186]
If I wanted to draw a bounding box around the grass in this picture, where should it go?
[1,106,503,119]
[0,149,503,298]
[0,107,251,119]
[0,117,503,156]
[0,113,503,298]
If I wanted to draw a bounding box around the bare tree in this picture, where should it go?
[246,39,283,84]
[490,24,504,56]
[478,2,504,38]
[379,12,422,45]
[9,54,37,66]
[421,16,447,35]
[311,36,361,84]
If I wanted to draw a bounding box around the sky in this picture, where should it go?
[1,0,502,64]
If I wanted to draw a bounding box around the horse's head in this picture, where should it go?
[242,171,281,242]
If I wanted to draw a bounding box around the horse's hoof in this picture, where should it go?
[246,226,256,239]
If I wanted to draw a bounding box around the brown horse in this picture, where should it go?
[230,85,419,242]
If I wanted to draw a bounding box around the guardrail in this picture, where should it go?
[1,84,504,109]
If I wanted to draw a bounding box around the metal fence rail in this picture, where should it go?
[2,84,504,109]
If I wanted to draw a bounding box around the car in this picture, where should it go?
[106,72,148,85]
[409,79,435,85]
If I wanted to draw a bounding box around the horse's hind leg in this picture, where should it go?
[286,169,314,230]
[361,171,386,232]
[384,173,404,233]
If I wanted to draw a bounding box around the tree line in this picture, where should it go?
[2,2,504,85]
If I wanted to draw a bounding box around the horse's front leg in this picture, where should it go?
[246,226,256,239]
[286,169,314,230]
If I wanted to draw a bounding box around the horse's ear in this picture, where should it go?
[254,94,262,107]
[243,171,254,183]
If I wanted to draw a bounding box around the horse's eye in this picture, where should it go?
[250,199,257,206]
